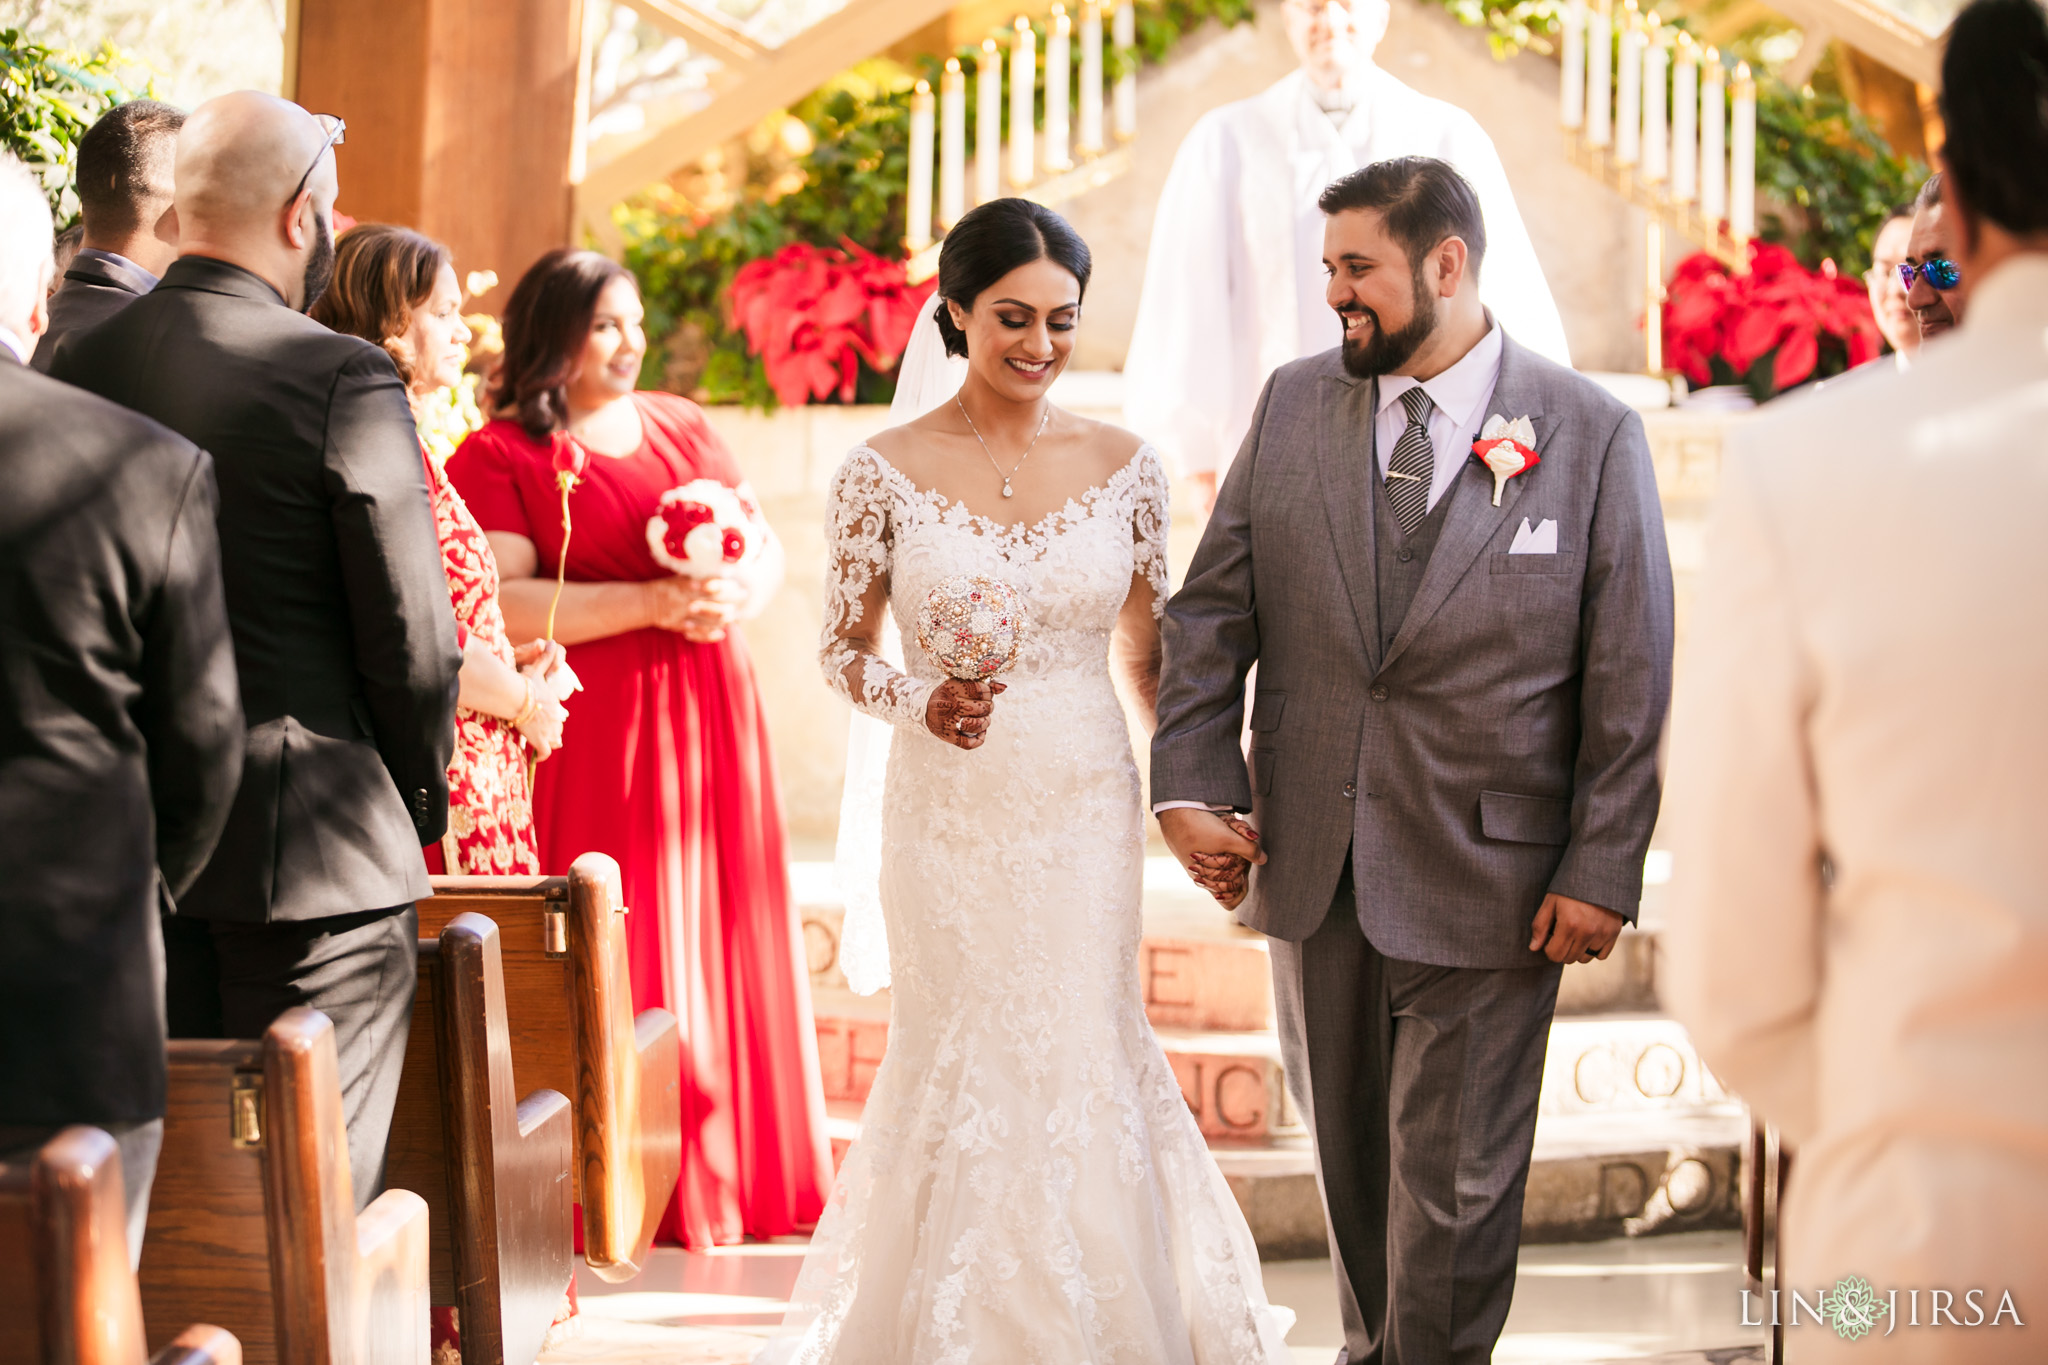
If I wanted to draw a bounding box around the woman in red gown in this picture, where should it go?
[447,249,830,1246]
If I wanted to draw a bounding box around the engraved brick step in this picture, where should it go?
[809,989,1300,1141]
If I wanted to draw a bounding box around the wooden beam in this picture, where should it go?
[574,0,961,238]
[1758,0,1944,85]
[615,0,767,67]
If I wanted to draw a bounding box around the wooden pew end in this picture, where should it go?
[151,1323,244,1365]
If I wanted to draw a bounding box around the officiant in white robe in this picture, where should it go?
[1125,0,1569,508]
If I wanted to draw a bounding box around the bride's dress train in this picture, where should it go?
[758,444,1290,1364]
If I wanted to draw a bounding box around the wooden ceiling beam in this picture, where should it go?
[614,0,767,68]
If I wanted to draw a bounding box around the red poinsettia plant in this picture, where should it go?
[727,240,937,408]
[1663,241,1883,402]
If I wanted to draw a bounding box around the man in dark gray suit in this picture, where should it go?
[54,92,460,1208]
[31,99,184,374]
[0,150,242,1263]
[1153,157,1673,1364]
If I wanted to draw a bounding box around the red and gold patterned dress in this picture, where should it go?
[422,447,540,876]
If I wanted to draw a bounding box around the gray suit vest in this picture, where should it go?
[1370,432,1461,656]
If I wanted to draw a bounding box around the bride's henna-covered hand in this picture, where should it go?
[925,679,1007,750]
[1190,817,1261,908]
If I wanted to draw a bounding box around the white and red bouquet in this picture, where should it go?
[647,479,766,578]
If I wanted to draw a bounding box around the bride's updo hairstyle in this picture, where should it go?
[933,198,1092,359]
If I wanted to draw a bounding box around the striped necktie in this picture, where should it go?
[1385,385,1435,535]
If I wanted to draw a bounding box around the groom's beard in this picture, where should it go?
[1338,265,1441,378]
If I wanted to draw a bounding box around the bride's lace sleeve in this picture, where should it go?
[1132,446,1171,620]
[821,449,936,730]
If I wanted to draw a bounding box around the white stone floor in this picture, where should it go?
[543,1230,1764,1364]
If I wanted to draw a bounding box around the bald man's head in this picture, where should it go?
[175,91,340,310]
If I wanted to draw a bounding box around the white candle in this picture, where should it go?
[1642,16,1667,185]
[1112,1,1137,142]
[940,59,966,227]
[1671,34,1697,203]
[1079,0,1104,154]
[1010,16,1035,187]
[907,80,935,252]
[1615,2,1642,167]
[1044,6,1072,171]
[977,40,1003,204]
[1561,0,1587,130]
[1587,0,1612,148]
[1700,47,1726,224]
[1730,61,1756,239]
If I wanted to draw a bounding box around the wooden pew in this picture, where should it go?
[0,1125,240,1365]
[139,1008,431,1365]
[386,913,574,1364]
[418,853,682,1282]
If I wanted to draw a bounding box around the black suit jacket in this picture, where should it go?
[30,251,154,375]
[0,357,243,1124]
[53,255,461,924]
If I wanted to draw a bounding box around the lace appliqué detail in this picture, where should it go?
[773,441,1289,1365]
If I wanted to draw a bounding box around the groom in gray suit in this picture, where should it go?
[1152,157,1672,1363]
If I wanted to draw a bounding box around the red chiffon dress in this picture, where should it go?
[419,448,541,877]
[446,392,831,1247]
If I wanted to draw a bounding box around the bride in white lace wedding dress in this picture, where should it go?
[757,203,1289,1365]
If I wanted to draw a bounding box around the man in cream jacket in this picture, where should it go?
[1124,0,1568,512]
[1664,2,2048,1358]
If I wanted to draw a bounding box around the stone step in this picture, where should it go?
[810,994,1743,1251]
[792,858,1665,1028]
[809,986,1300,1140]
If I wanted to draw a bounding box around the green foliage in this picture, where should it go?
[1,27,138,225]
[1411,0,1924,273]
[1430,0,1568,58]
[622,4,1257,408]
[1754,78,1923,272]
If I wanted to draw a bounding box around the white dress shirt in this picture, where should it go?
[1373,320,1503,515]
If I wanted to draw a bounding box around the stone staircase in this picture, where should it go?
[795,854,1743,1257]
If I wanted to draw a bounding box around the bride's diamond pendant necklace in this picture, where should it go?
[956,395,1051,499]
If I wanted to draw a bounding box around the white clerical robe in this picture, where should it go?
[1663,255,2048,1362]
[1123,67,1570,478]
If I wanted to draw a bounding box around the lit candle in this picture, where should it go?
[1010,16,1035,187]
[1044,5,1072,171]
[1641,15,1667,186]
[977,39,1002,205]
[1587,0,1612,148]
[940,58,966,227]
[1671,34,1698,203]
[1730,60,1756,239]
[1112,1,1137,142]
[907,80,935,252]
[1079,1,1104,154]
[1700,47,1726,224]
[1615,1,1642,168]
[1561,0,1587,130]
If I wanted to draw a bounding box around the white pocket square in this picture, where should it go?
[1508,517,1558,554]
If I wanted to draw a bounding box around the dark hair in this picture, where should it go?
[308,223,451,388]
[1914,171,1944,211]
[1940,0,2048,237]
[1318,156,1487,279]
[933,198,1092,358]
[75,99,185,238]
[491,247,635,438]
